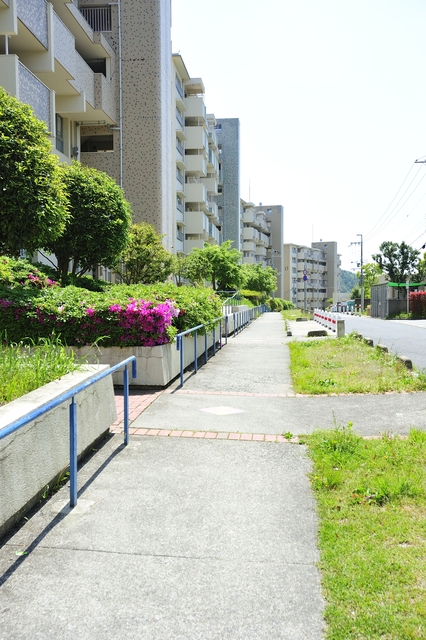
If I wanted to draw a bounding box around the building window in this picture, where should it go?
[55,114,64,153]
[81,134,113,152]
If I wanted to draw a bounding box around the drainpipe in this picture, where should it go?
[109,1,123,188]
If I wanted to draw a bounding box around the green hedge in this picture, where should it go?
[0,282,222,347]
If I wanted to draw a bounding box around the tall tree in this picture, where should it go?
[202,241,243,290]
[48,162,131,279]
[0,88,69,256]
[357,262,382,297]
[184,248,213,286]
[241,263,277,294]
[115,222,173,284]
[372,241,419,297]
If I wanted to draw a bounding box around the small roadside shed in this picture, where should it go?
[371,281,426,318]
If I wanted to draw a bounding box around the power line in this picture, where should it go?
[364,163,416,240]
[365,164,424,241]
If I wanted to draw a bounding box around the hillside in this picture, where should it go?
[340,269,358,293]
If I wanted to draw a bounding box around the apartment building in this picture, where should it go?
[0,0,174,247]
[171,54,221,253]
[311,241,341,301]
[241,200,270,266]
[0,1,225,257]
[284,241,341,310]
[254,204,284,299]
[215,118,241,251]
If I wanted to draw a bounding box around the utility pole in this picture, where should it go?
[349,235,364,313]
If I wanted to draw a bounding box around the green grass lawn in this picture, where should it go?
[307,426,426,639]
[289,334,426,394]
[0,338,83,406]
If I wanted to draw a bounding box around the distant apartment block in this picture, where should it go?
[254,205,284,299]
[215,118,241,251]
[172,54,221,253]
[284,241,341,310]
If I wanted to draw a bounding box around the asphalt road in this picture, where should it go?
[341,315,426,371]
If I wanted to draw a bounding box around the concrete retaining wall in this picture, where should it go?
[0,365,116,538]
[76,333,217,387]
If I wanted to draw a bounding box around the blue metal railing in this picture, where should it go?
[0,356,137,509]
[176,305,267,387]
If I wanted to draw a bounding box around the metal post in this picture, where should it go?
[213,326,216,355]
[123,365,129,445]
[225,316,228,344]
[69,397,77,508]
[177,335,184,387]
[204,333,208,364]
[194,330,198,373]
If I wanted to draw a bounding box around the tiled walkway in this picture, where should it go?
[111,389,300,442]
[111,388,162,431]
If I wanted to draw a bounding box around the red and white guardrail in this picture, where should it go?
[313,309,338,332]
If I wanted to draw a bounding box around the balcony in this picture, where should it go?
[0,56,52,130]
[243,209,256,225]
[176,138,184,157]
[256,232,269,246]
[243,226,256,241]
[94,72,116,121]
[208,222,220,244]
[176,197,184,213]
[184,154,207,176]
[185,181,207,207]
[175,107,184,128]
[207,200,218,220]
[185,96,206,122]
[185,211,209,236]
[255,246,267,258]
[201,176,218,195]
[52,0,114,64]
[79,6,111,32]
[243,240,256,252]
[185,126,208,152]
[15,0,49,48]
[175,76,184,98]
[207,148,219,172]
[52,11,76,77]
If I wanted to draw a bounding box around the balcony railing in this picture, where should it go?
[80,6,112,31]
[175,76,184,98]
[176,169,184,185]
[176,139,184,156]
[176,198,184,213]
[176,229,184,242]
[175,108,184,127]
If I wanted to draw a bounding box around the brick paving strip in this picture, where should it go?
[112,389,300,443]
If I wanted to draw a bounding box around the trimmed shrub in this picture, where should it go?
[267,297,294,311]
[409,291,426,318]
[0,282,222,347]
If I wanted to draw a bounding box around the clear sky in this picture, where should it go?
[171,0,426,271]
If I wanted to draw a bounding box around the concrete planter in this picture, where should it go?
[75,333,216,387]
[0,365,116,538]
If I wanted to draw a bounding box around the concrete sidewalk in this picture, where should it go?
[0,312,326,639]
[2,311,425,638]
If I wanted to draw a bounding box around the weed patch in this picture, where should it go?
[307,427,426,639]
[289,333,426,394]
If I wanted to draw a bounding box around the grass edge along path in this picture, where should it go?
[306,425,426,639]
[289,333,426,395]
